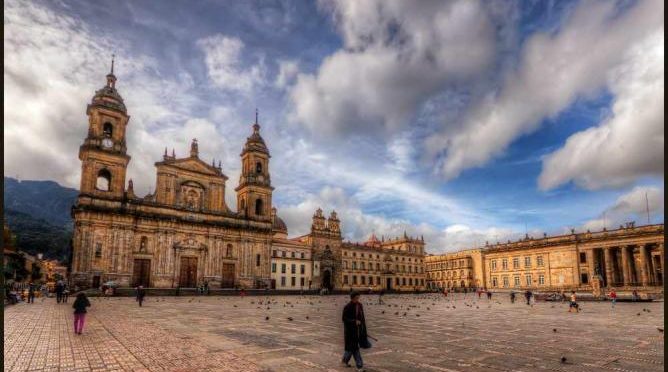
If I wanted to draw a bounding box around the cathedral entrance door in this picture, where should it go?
[386,277,392,291]
[179,257,198,288]
[322,269,332,291]
[221,263,235,288]
[132,259,151,287]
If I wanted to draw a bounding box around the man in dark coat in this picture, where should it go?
[136,285,146,307]
[341,291,369,371]
[55,281,64,303]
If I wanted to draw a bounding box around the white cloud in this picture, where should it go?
[427,0,664,180]
[582,186,664,231]
[289,0,497,136]
[3,1,245,209]
[275,59,300,89]
[196,34,266,93]
[539,30,664,190]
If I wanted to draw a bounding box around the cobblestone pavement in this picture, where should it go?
[4,293,664,371]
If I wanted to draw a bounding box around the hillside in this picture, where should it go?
[3,177,77,261]
[4,177,78,229]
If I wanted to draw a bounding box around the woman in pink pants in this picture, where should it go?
[72,292,91,335]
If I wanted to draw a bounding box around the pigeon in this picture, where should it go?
[395,312,399,315]
[637,313,641,316]
[658,328,663,333]
[382,311,385,314]
[560,356,567,364]
[234,305,237,308]
[265,316,269,320]
[287,317,293,321]
[553,329,557,333]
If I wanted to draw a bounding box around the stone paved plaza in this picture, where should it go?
[4,293,664,371]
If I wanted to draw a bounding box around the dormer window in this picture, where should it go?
[255,161,262,174]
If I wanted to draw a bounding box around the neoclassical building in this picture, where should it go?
[426,223,664,292]
[71,65,274,289]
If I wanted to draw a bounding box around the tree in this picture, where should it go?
[3,255,29,282]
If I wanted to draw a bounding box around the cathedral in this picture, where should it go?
[70,62,428,291]
[71,62,276,289]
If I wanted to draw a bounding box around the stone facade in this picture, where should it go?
[339,232,426,292]
[426,224,664,292]
[71,67,273,290]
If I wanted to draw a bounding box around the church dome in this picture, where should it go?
[272,215,288,234]
[241,111,269,156]
[89,56,126,113]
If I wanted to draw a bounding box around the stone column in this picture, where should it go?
[638,244,649,286]
[585,249,596,285]
[604,247,614,287]
[621,246,631,286]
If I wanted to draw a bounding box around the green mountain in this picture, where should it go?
[3,177,78,261]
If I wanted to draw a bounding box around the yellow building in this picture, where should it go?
[425,249,484,289]
[482,224,664,292]
[340,233,426,291]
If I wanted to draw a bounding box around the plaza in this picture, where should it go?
[3,294,664,371]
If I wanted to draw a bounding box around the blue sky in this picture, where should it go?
[4,0,664,252]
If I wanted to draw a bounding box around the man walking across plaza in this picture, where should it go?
[378,289,385,305]
[136,285,146,307]
[341,291,370,372]
[568,291,579,313]
[486,290,492,301]
[56,280,64,303]
[510,291,516,304]
[524,290,532,306]
[27,282,36,304]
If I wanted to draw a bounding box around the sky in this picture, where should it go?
[4,0,664,253]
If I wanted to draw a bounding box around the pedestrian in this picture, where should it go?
[486,290,492,300]
[477,288,482,299]
[510,291,516,304]
[56,280,64,303]
[136,285,146,307]
[204,280,209,295]
[524,290,532,306]
[341,291,370,372]
[568,291,579,313]
[175,286,181,296]
[28,282,36,304]
[41,284,49,302]
[631,289,639,302]
[560,290,566,302]
[72,292,91,335]
[608,288,617,308]
[378,289,385,305]
[63,286,70,303]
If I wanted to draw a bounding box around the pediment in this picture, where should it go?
[160,157,227,179]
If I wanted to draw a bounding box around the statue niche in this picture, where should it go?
[179,181,205,210]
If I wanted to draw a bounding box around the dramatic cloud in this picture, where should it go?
[539,30,664,190]
[196,34,266,93]
[3,1,243,203]
[582,186,664,231]
[428,0,664,180]
[290,0,497,136]
[277,186,518,253]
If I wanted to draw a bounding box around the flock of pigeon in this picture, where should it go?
[91,292,663,366]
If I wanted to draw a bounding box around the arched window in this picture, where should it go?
[226,244,233,257]
[139,236,148,252]
[103,122,113,137]
[255,198,263,216]
[96,169,112,191]
[255,161,262,174]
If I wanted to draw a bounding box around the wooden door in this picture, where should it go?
[179,257,198,288]
[221,263,235,288]
[132,259,151,287]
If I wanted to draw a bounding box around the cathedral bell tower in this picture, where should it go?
[235,111,273,220]
[78,55,130,199]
